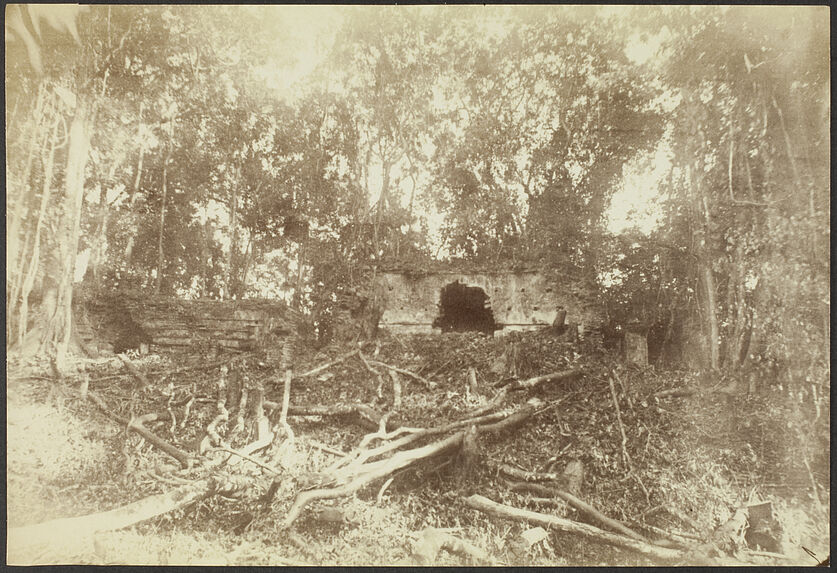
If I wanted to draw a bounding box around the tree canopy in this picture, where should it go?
[5,5,829,391]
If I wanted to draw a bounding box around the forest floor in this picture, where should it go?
[6,329,830,566]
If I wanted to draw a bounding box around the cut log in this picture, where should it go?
[86,391,192,468]
[563,459,584,495]
[466,367,478,397]
[8,479,213,564]
[129,412,194,469]
[389,370,402,410]
[553,309,567,329]
[464,494,683,561]
[510,369,584,391]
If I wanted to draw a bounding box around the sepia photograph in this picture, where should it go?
[5,4,829,566]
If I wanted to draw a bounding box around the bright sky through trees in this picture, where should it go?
[250,5,670,244]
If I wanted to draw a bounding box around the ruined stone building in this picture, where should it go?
[374,267,601,336]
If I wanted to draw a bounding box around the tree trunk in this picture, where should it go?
[17,118,60,347]
[123,101,144,264]
[240,237,255,296]
[40,105,90,365]
[728,242,749,370]
[7,84,47,310]
[200,197,211,296]
[373,158,392,256]
[291,233,307,311]
[687,155,720,372]
[225,167,239,299]
[154,151,168,294]
[700,261,720,371]
[8,479,213,565]
[90,161,117,286]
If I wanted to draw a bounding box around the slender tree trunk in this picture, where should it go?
[225,168,239,299]
[239,234,254,296]
[155,149,169,294]
[8,85,47,297]
[699,192,720,371]
[688,161,720,372]
[17,119,60,347]
[8,88,49,335]
[700,262,720,371]
[729,242,748,370]
[90,161,117,286]
[40,105,90,366]
[124,101,145,264]
[9,226,34,341]
[291,237,307,311]
[201,200,211,297]
[373,158,392,256]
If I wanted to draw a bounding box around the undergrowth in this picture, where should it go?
[5,330,830,565]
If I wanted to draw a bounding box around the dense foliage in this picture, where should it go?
[5,6,829,395]
[4,7,828,566]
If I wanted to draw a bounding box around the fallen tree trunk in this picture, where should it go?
[507,369,584,391]
[281,432,464,528]
[86,391,193,468]
[339,404,536,481]
[8,479,214,564]
[473,404,538,433]
[130,412,194,469]
[264,400,384,430]
[329,409,512,473]
[464,494,683,562]
[282,404,539,528]
[506,480,648,542]
[633,522,696,549]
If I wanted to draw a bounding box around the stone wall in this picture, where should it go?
[83,292,298,353]
[375,271,600,335]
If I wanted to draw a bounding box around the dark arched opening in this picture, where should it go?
[432,281,498,334]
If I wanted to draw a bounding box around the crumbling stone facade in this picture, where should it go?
[81,292,298,354]
[375,270,600,336]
